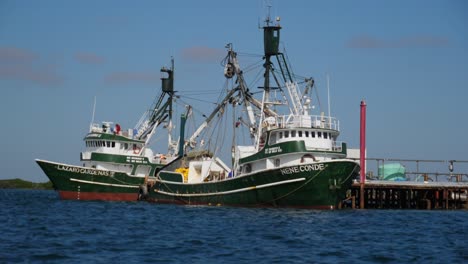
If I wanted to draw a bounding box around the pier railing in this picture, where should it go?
[350,158,468,182]
[344,158,468,210]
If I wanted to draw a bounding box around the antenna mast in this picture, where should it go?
[327,74,331,120]
[89,96,97,132]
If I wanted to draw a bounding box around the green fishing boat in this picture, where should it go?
[36,61,183,201]
[143,16,360,209]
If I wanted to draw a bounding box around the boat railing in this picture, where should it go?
[305,141,344,152]
[89,123,135,138]
[90,123,103,133]
[273,114,340,131]
[332,141,344,152]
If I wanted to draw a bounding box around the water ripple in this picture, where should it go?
[0,189,467,263]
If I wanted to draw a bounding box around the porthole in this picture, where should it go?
[274,159,280,167]
[245,164,252,173]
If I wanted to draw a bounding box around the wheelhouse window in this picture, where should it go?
[284,131,289,138]
[318,132,322,138]
[291,131,296,137]
[133,143,142,152]
[279,132,283,139]
[298,131,302,137]
[312,131,316,138]
[269,133,277,145]
[305,131,309,137]
[324,133,328,139]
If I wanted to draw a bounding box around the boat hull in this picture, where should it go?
[147,160,359,209]
[35,159,147,201]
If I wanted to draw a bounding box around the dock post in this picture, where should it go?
[426,199,431,210]
[359,100,366,209]
[444,190,449,209]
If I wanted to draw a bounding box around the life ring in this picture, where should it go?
[133,146,141,154]
[259,137,265,149]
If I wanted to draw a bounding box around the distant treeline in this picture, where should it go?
[0,179,53,190]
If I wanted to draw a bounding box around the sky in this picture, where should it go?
[1,0,467,182]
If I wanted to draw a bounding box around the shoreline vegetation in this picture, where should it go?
[0,179,53,190]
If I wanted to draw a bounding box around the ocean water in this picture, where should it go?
[0,189,466,263]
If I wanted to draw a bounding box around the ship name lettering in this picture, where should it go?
[280,164,325,175]
[126,156,148,164]
[57,165,115,177]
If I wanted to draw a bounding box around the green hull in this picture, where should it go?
[35,159,148,201]
[147,160,359,209]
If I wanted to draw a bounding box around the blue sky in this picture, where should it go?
[1,0,467,182]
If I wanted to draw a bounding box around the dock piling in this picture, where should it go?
[347,181,467,210]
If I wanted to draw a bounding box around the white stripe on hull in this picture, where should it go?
[154,177,306,197]
[70,178,140,188]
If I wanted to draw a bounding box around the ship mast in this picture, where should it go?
[134,58,176,154]
[255,14,282,149]
[226,45,258,139]
[187,42,282,152]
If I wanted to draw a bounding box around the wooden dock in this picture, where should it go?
[343,180,468,210]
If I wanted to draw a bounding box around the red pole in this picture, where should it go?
[360,100,366,182]
[360,100,366,209]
